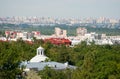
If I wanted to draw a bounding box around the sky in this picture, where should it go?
[0,0,120,18]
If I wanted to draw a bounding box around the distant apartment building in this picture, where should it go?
[5,31,17,39]
[54,27,67,37]
[76,27,87,36]
[5,30,33,40]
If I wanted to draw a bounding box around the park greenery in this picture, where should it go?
[0,39,120,79]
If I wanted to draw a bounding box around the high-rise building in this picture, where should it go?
[63,30,67,37]
[55,27,62,36]
[55,27,67,37]
[76,27,87,36]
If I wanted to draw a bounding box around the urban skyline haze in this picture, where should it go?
[0,0,120,19]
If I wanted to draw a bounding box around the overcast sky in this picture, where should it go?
[0,0,120,18]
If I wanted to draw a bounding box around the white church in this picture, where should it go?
[20,46,76,71]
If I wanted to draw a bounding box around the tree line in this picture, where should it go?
[1,24,120,36]
[0,39,120,79]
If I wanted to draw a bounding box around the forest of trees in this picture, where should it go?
[0,39,120,79]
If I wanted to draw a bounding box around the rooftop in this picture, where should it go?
[21,61,76,71]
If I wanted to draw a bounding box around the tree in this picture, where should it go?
[0,42,21,79]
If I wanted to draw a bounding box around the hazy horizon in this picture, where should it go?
[0,0,120,19]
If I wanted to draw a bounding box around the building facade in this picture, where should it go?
[55,27,67,37]
[76,27,87,36]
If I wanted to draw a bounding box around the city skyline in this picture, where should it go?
[0,0,120,19]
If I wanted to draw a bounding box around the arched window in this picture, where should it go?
[38,50,40,55]
[41,51,42,55]
[38,49,41,55]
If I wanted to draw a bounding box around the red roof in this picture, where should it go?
[5,31,10,34]
[44,38,71,45]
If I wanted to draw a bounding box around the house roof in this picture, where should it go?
[21,61,76,71]
[30,55,48,62]
[37,46,44,50]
